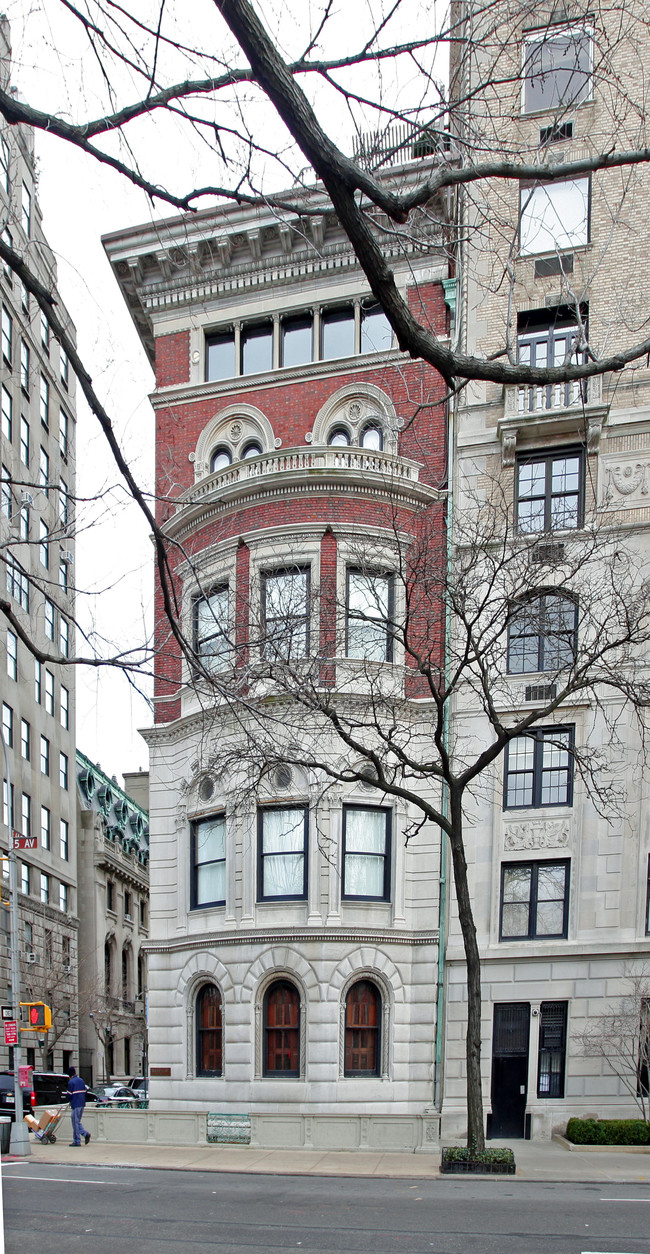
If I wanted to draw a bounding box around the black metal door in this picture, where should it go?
[489,1003,530,1138]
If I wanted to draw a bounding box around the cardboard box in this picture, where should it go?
[38,1108,58,1131]
[23,1114,39,1133]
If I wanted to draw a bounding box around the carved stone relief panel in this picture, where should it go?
[503,818,572,851]
[601,456,650,510]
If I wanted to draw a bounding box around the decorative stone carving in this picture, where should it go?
[503,819,571,850]
[348,401,362,420]
[602,459,650,507]
[501,428,518,466]
[174,803,188,833]
[425,1122,438,1143]
[229,421,243,443]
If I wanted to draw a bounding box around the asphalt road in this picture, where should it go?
[3,1163,650,1254]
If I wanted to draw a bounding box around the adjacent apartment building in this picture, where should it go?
[0,18,78,1072]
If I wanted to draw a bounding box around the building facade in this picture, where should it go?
[0,18,78,1073]
[103,161,452,1150]
[76,753,149,1086]
[445,0,650,1139]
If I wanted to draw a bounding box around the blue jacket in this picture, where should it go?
[67,1075,87,1109]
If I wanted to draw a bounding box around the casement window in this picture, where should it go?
[6,559,29,611]
[344,980,381,1076]
[39,446,49,494]
[360,299,393,353]
[44,598,55,640]
[39,520,49,568]
[39,375,49,429]
[59,882,68,913]
[34,660,41,703]
[21,791,31,837]
[262,567,310,660]
[60,617,70,658]
[263,980,300,1076]
[0,135,8,194]
[516,449,584,533]
[40,311,50,352]
[507,594,577,674]
[59,751,69,790]
[40,735,49,776]
[44,669,54,714]
[6,630,17,680]
[20,416,29,466]
[342,805,391,901]
[21,184,31,237]
[258,805,308,901]
[281,313,312,367]
[20,862,29,895]
[196,984,223,1076]
[517,306,588,412]
[241,321,273,375]
[41,806,51,851]
[40,871,49,905]
[194,586,230,673]
[20,719,30,760]
[1,304,11,362]
[60,685,69,729]
[59,559,68,592]
[1,463,10,518]
[537,1001,568,1097]
[20,340,29,394]
[504,727,573,809]
[346,569,394,662]
[191,814,226,908]
[1,702,12,747]
[2,384,12,440]
[60,348,69,388]
[19,502,29,540]
[523,25,592,114]
[500,859,570,939]
[60,818,69,861]
[520,178,590,257]
[59,407,69,458]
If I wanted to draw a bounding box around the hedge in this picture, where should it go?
[565,1118,650,1145]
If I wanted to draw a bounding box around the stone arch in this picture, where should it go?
[310,383,399,453]
[243,948,318,1081]
[193,403,276,480]
[179,955,233,1081]
[332,956,399,1080]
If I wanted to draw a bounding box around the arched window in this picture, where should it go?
[507,593,577,674]
[263,980,300,1076]
[196,983,223,1077]
[327,426,350,447]
[344,980,381,1076]
[104,941,112,995]
[210,446,232,473]
[121,947,130,1001]
[242,440,263,459]
[360,423,383,451]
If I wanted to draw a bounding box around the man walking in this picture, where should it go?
[67,1066,91,1146]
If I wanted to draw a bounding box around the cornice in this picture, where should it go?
[142,927,439,955]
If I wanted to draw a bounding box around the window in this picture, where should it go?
[40,735,49,776]
[59,751,68,790]
[196,984,223,1076]
[59,882,68,913]
[328,426,350,447]
[1,702,12,746]
[263,980,300,1076]
[39,375,49,429]
[507,594,577,673]
[523,25,591,114]
[40,311,50,352]
[360,300,392,353]
[516,450,583,533]
[6,558,29,611]
[346,570,394,661]
[21,183,31,236]
[638,999,650,1099]
[59,407,69,458]
[39,446,49,494]
[21,792,31,837]
[242,440,262,459]
[19,502,29,540]
[344,980,381,1076]
[20,719,30,760]
[2,384,12,440]
[206,330,235,381]
[1,305,11,362]
[44,669,54,714]
[137,953,145,995]
[59,478,68,523]
[0,135,8,193]
[21,862,29,895]
[1,227,12,280]
[20,416,29,466]
[281,313,312,367]
[342,806,391,900]
[258,805,308,900]
[60,348,69,388]
[195,587,230,673]
[139,899,146,927]
[6,630,17,680]
[41,806,51,851]
[500,860,570,940]
[59,559,68,593]
[360,423,383,451]
[20,281,28,313]
[20,341,29,393]
[104,941,112,992]
[241,321,272,375]
[520,178,590,256]
[1,464,10,518]
[262,568,309,659]
[40,872,49,905]
[504,727,573,808]
[124,890,131,920]
[107,880,114,912]
[45,929,53,968]
[537,1001,568,1097]
[517,307,588,412]
[2,778,14,827]
[44,598,55,640]
[321,305,355,360]
[39,520,49,568]
[60,685,69,729]
[60,617,70,657]
[191,814,226,908]
[34,660,41,703]
[209,446,231,473]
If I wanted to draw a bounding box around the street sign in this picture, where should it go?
[11,832,37,850]
[4,1021,17,1046]
[1,1006,13,1021]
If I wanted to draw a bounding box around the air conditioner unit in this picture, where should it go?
[25,950,37,964]
[61,550,74,564]
[20,491,34,507]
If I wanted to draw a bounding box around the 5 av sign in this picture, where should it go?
[12,831,36,851]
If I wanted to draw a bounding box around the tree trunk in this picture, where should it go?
[448,788,485,1153]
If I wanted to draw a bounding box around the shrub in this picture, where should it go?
[442,1146,516,1166]
[565,1118,650,1146]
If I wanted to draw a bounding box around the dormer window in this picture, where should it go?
[210,447,232,473]
[360,424,383,451]
[242,440,263,459]
[328,427,351,447]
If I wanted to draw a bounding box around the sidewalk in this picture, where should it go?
[4,1136,650,1181]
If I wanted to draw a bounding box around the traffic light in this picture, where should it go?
[19,1002,52,1032]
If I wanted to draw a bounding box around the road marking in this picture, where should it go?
[600,1197,650,1202]
[2,1174,110,1184]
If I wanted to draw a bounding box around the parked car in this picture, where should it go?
[127,1076,148,1097]
[32,1072,70,1106]
[0,1073,35,1121]
[91,1084,139,1107]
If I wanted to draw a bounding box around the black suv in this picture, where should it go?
[32,1072,70,1106]
[0,1073,35,1121]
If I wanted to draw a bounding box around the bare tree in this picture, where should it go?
[574,966,650,1123]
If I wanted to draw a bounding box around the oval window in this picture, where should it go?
[210,447,232,473]
[242,441,263,459]
[360,424,383,451]
[328,427,351,447]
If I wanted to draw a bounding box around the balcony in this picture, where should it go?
[168,445,439,535]
[500,372,607,463]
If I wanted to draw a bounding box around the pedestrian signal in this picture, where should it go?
[19,1002,52,1031]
